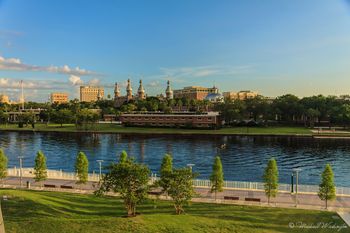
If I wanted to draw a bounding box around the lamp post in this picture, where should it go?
[96,160,104,182]
[292,168,302,207]
[18,156,24,188]
[187,163,195,172]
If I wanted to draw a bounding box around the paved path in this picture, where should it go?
[0,202,5,233]
[2,176,350,210]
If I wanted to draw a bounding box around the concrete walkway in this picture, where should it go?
[0,203,5,233]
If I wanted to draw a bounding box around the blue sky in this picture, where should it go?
[1,0,350,102]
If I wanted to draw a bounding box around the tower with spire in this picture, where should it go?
[114,82,120,99]
[137,79,146,100]
[97,89,103,100]
[126,78,133,101]
[165,80,173,100]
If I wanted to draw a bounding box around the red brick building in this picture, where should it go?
[120,112,221,129]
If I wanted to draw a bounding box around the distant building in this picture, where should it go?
[165,80,173,100]
[114,79,139,107]
[80,86,104,102]
[120,112,221,129]
[173,86,219,100]
[114,79,176,107]
[223,90,258,100]
[50,93,68,104]
[205,93,224,103]
[0,94,10,104]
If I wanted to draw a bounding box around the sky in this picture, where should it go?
[1,0,350,102]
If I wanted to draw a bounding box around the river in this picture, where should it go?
[0,131,349,186]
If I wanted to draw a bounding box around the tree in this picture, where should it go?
[168,167,196,215]
[52,109,73,127]
[0,111,9,125]
[34,151,48,186]
[210,156,224,200]
[318,164,336,209]
[119,150,128,163]
[96,157,150,217]
[75,152,89,184]
[0,149,8,185]
[158,154,173,197]
[263,158,279,204]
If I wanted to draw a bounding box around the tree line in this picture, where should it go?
[0,149,337,215]
[2,94,350,127]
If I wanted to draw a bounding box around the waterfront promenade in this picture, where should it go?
[2,174,350,212]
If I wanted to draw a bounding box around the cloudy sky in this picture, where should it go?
[1,0,350,102]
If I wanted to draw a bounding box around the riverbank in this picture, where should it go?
[0,123,315,136]
[1,189,347,233]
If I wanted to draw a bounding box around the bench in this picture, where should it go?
[44,184,56,188]
[60,185,73,189]
[224,196,239,200]
[245,197,260,202]
[148,191,162,195]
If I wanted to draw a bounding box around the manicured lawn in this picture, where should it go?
[0,123,313,135]
[0,189,348,233]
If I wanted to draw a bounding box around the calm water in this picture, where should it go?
[0,131,350,186]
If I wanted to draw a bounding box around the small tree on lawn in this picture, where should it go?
[96,157,150,217]
[119,150,128,163]
[210,155,224,200]
[263,158,279,204]
[0,149,8,186]
[75,152,89,184]
[158,153,173,197]
[168,167,196,215]
[34,150,47,186]
[318,164,336,209]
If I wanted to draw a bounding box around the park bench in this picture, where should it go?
[60,185,73,189]
[44,184,56,188]
[147,191,162,195]
[244,197,260,202]
[223,196,239,201]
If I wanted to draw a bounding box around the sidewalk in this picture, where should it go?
[3,176,350,211]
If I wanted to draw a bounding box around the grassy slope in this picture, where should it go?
[0,123,313,135]
[1,189,348,233]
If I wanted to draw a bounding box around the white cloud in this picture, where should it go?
[0,55,96,76]
[0,78,53,89]
[88,78,100,86]
[159,65,254,78]
[69,75,84,86]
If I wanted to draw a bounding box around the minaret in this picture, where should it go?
[97,89,103,100]
[165,80,173,99]
[114,82,120,99]
[126,78,133,101]
[137,79,146,100]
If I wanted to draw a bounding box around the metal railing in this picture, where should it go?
[7,167,100,182]
[7,168,350,196]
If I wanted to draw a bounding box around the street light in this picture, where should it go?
[187,163,195,172]
[96,160,104,181]
[18,156,24,188]
[292,168,302,207]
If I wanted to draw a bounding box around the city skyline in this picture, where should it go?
[1,0,350,102]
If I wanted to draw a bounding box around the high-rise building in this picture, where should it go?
[173,86,218,100]
[50,93,68,104]
[80,86,104,102]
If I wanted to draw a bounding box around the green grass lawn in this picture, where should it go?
[0,189,348,233]
[0,123,313,135]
